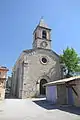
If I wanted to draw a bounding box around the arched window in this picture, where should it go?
[42,30,47,39]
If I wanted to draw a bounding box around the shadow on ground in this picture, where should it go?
[33,99,80,115]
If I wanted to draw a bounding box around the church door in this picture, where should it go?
[40,79,47,95]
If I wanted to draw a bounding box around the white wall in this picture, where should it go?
[46,86,57,103]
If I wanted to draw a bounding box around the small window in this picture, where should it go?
[42,57,47,63]
[42,30,47,39]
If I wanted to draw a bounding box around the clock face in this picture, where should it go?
[40,41,48,47]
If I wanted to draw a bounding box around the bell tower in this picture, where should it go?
[32,19,52,49]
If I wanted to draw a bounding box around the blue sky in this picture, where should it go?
[0,0,80,76]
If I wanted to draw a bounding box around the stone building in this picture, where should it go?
[11,19,62,98]
[0,66,8,100]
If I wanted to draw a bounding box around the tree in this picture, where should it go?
[60,47,80,78]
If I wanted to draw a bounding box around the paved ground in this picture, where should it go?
[0,98,80,120]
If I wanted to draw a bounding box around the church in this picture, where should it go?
[11,19,62,98]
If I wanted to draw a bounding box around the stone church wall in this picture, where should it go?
[21,50,61,98]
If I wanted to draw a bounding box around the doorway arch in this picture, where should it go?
[40,79,47,95]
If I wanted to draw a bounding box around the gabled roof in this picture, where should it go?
[13,48,59,71]
[23,48,59,58]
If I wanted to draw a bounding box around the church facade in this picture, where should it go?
[11,19,62,98]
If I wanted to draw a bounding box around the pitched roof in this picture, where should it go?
[38,18,49,29]
[23,48,59,58]
[33,18,51,34]
[44,76,80,86]
[38,18,51,30]
[0,66,9,71]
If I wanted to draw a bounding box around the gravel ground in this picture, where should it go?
[0,98,80,120]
